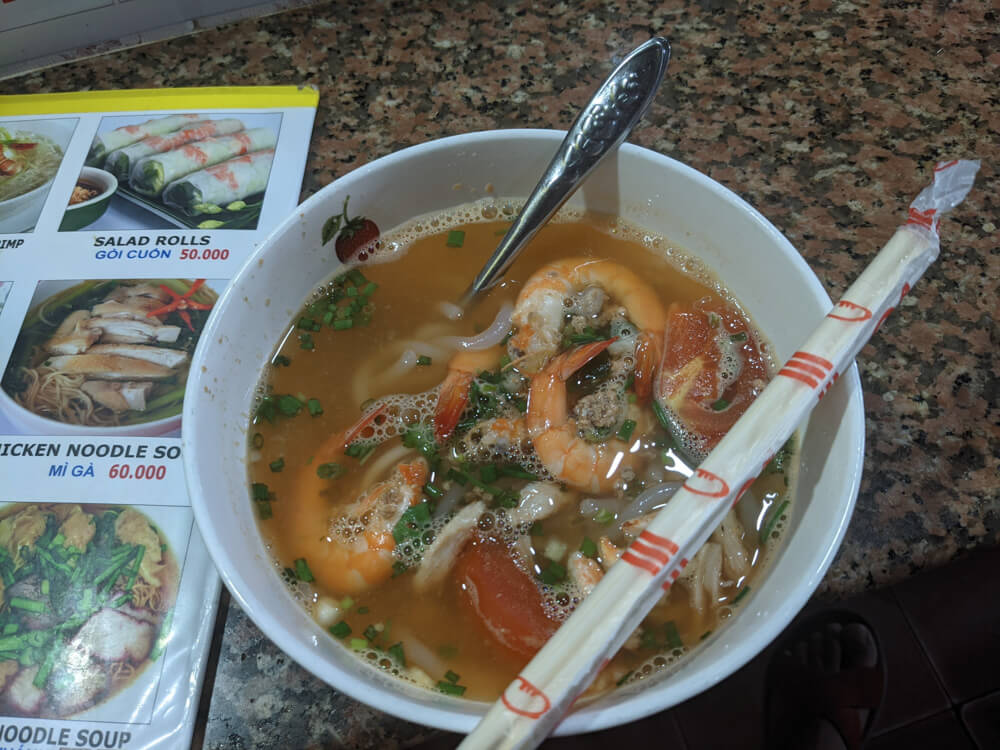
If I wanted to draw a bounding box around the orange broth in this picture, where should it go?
[248,209,794,700]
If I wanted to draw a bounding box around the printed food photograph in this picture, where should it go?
[0,503,179,720]
[0,118,77,234]
[0,278,218,437]
[61,112,280,231]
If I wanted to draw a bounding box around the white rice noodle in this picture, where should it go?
[678,541,722,615]
[579,496,625,520]
[620,482,682,524]
[432,481,467,520]
[438,301,464,320]
[393,626,447,677]
[711,510,750,581]
[435,301,513,351]
[359,444,418,490]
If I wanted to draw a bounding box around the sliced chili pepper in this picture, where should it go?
[146,279,213,331]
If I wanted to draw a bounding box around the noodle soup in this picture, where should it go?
[247,206,796,700]
[0,128,64,203]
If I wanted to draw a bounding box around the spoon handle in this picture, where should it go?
[464,36,671,301]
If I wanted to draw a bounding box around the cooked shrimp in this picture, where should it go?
[433,346,504,442]
[567,551,604,597]
[0,158,20,177]
[508,258,666,399]
[292,457,428,594]
[527,339,641,493]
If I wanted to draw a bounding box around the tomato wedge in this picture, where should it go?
[656,300,768,452]
[453,539,558,661]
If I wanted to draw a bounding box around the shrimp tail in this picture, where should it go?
[632,331,661,403]
[434,369,475,443]
[547,337,617,381]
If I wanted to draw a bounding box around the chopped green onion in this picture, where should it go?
[446,230,466,248]
[437,681,467,696]
[317,462,347,479]
[389,642,406,666]
[363,625,379,641]
[255,500,272,520]
[298,333,315,350]
[9,597,45,613]
[760,499,790,543]
[273,354,291,367]
[423,483,444,500]
[269,458,285,473]
[652,399,672,432]
[251,482,270,501]
[539,562,566,585]
[348,269,367,286]
[306,398,323,416]
[593,509,615,525]
[329,621,352,638]
[711,398,730,411]
[617,419,637,441]
[346,285,358,298]
[663,621,683,649]
[580,537,598,558]
[277,394,304,416]
[444,670,461,683]
[340,596,355,609]
[297,315,317,330]
[446,468,469,486]
[350,638,368,651]
[479,464,498,483]
[333,318,354,330]
[499,464,537,480]
[294,558,314,582]
[416,355,432,366]
[361,281,378,297]
[729,331,748,342]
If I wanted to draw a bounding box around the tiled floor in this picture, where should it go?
[417,544,1000,749]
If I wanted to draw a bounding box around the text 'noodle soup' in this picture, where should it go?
[248,203,797,701]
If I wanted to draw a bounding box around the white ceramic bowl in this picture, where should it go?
[0,119,76,233]
[183,130,865,734]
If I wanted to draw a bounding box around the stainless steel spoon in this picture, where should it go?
[460,36,671,306]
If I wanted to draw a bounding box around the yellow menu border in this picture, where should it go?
[0,86,319,115]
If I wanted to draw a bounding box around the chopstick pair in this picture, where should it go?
[460,159,980,750]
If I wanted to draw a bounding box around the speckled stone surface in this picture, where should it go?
[3,0,996,747]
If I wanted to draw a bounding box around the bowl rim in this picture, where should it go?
[65,166,118,211]
[183,128,865,734]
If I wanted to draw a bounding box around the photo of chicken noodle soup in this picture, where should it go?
[0,503,177,718]
[1,279,217,430]
[248,202,797,701]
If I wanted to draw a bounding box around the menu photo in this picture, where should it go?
[62,112,283,232]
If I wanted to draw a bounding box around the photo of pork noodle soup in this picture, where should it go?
[248,204,796,701]
[75,114,277,230]
[0,503,177,718]
[1,279,216,429]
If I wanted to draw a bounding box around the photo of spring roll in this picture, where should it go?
[130,128,277,197]
[86,114,203,166]
[162,149,275,217]
[64,112,282,231]
[103,118,244,180]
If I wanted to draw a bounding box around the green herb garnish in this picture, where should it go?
[316,462,347,479]
[617,419,637,441]
[329,621,352,638]
[269,458,285,473]
[293,558,314,582]
[446,230,466,248]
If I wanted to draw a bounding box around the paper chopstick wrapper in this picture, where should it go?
[460,159,979,750]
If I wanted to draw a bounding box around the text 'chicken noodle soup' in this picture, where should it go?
[0,503,177,718]
[247,202,797,701]
[1,279,216,429]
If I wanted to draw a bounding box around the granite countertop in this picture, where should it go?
[3,0,996,747]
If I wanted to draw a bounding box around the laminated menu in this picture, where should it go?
[0,87,318,749]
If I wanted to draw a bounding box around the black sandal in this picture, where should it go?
[764,610,886,750]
